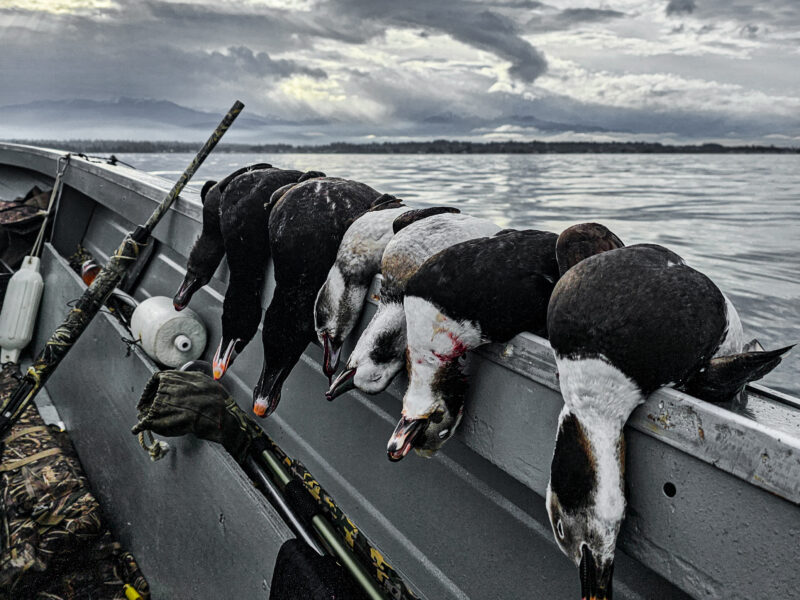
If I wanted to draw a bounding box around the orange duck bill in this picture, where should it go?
[252,365,291,418]
[212,338,240,380]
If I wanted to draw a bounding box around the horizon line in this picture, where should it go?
[3,138,798,154]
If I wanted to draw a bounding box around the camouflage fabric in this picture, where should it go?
[0,192,45,268]
[131,369,265,464]
[0,365,150,600]
[265,441,419,600]
[0,200,41,227]
[131,369,418,600]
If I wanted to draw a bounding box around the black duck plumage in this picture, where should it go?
[406,229,559,340]
[548,243,728,395]
[253,177,383,417]
[213,167,308,378]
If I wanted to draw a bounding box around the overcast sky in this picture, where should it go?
[2,0,799,144]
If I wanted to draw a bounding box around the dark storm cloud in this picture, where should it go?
[0,20,324,115]
[666,0,696,16]
[488,0,545,8]
[142,1,384,46]
[526,7,626,32]
[329,0,548,82]
[138,0,551,83]
[204,46,326,80]
[666,0,800,28]
[556,8,626,23]
[739,24,759,38]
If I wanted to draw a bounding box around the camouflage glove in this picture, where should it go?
[131,370,265,463]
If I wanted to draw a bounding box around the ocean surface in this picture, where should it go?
[119,153,799,397]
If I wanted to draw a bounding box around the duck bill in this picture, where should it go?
[173,273,204,311]
[387,416,427,462]
[580,546,614,600]
[326,367,356,401]
[212,338,240,380]
[253,366,289,418]
[322,333,342,381]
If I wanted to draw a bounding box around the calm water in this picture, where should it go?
[120,153,799,397]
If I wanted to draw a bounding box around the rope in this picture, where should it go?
[112,237,144,263]
[31,154,70,259]
[73,153,134,168]
[137,430,169,461]
[120,337,143,358]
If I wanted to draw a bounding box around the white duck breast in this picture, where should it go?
[403,295,484,420]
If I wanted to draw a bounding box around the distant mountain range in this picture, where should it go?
[0,97,609,142]
[0,97,327,130]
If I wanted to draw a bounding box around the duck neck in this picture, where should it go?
[555,355,641,524]
[555,355,643,429]
[559,405,627,527]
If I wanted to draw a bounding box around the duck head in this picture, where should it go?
[556,223,624,277]
[546,356,644,600]
[174,269,212,311]
[214,279,266,379]
[386,358,468,461]
[174,179,224,310]
[212,336,242,380]
[546,409,623,600]
[387,296,479,461]
[314,265,369,380]
[253,360,292,418]
[326,301,406,400]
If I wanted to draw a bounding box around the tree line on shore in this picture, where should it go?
[8,139,798,154]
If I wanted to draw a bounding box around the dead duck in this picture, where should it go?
[313,195,411,380]
[387,229,560,461]
[545,225,792,600]
[211,167,315,380]
[252,176,385,418]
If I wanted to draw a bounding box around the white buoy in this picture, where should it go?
[130,296,207,367]
[0,256,44,364]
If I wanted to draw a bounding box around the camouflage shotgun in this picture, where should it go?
[0,100,245,448]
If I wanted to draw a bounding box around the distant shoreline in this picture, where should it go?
[6,139,799,154]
